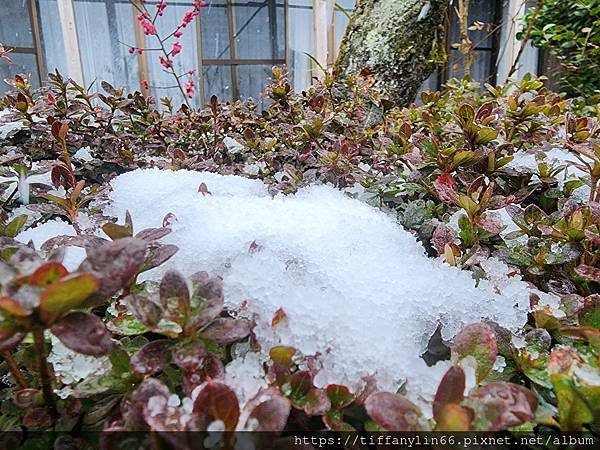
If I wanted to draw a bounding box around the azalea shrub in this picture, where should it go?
[0,67,599,447]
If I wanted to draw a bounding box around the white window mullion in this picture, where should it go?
[57,0,84,85]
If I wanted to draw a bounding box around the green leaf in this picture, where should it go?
[3,215,28,237]
[106,312,149,336]
[102,223,132,240]
[579,295,600,328]
[475,127,499,144]
[39,274,99,324]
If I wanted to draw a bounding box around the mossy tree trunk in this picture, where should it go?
[334,0,449,106]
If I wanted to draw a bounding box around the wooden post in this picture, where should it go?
[56,0,84,85]
[312,0,334,75]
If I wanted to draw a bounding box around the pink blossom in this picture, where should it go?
[128,47,135,54]
[137,15,156,35]
[194,1,207,8]
[141,79,149,90]
[183,78,196,98]
[173,30,183,38]
[180,9,199,28]
[159,55,173,69]
[156,1,167,16]
[137,49,143,55]
[187,69,195,76]
[170,42,183,57]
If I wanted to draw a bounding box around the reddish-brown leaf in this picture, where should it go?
[364,392,421,431]
[131,340,172,375]
[451,322,497,382]
[433,365,466,422]
[192,381,240,431]
[51,311,112,356]
[433,173,459,205]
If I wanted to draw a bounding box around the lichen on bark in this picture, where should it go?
[334,0,448,106]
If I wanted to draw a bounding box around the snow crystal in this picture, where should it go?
[493,355,506,372]
[103,168,532,396]
[224,352,268,408]
[73,146,94,162]
[48,335,111,396]
[223,137,245,154]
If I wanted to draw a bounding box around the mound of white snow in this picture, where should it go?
[99,168,531,397]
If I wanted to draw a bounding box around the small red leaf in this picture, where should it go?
[51,311,112,356]
[271,308,287,327]
[131,340,172,375]
[433,365,465,422]
[433,173,459,205]
[40,274,99,324]
[29,262,69,287]
[192,381,240,431]
[451,322,497,382]
[0,296,29,317]
[201,318,252,343]
[249,395,291,431]
[78,238,147,300]
[575,265,600,283]
[326,384,354,409]
[364,392,421,431]
[467,382,537,431]
[198,182,212,196]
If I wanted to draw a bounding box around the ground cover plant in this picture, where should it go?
[0,68,598,448]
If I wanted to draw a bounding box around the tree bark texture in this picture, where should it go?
[334,0,449,106]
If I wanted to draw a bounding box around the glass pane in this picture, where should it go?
[471,50,493,83]
[200,0,230,59]
[288,0,313,91]
[237,64,272,106]
[233,0,284,60]
[202,64,232,104]
[449,0,498,50]
[144,0,201,107]
[448,49,493,84]
[0,53,39,96]
[74,0,140,90]
[38,0,68,75]
[0,0,34,48]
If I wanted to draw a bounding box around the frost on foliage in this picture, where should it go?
[506,147,590,201]
[47,335,111,398]
[104,168,532,394]
[0,163,52,205]
[0,111,25,139]
[480,257,561,315]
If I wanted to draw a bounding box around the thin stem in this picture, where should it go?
[128,0,192,106]
[455,0,475,77]
[61,139,73,174]
[156,37,190,107]
[32,329,57,421]
[2,351,30,389]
